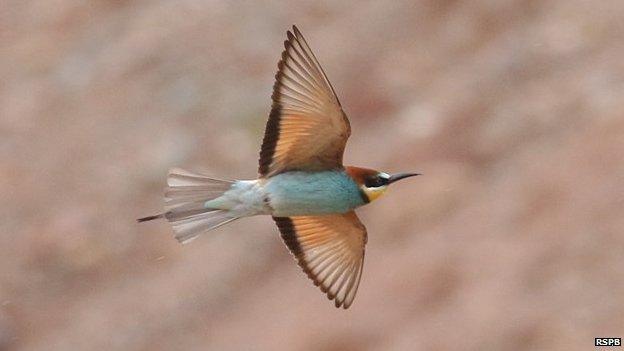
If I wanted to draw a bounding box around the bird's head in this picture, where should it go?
[346,166,420,203]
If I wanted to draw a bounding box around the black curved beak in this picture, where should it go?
[388,172,421,184]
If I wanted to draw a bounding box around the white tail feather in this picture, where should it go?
[163,168,238,243]
[169,210,238,244]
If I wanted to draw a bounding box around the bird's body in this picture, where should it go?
[181,169,366,219]
[139,26,419,309]
[264,169,367,216]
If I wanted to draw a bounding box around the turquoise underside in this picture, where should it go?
[264,170,365,217]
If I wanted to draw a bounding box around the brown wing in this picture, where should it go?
[258,25,351,177]
[274,211,367,309]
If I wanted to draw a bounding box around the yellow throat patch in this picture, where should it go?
[363,186,388,202]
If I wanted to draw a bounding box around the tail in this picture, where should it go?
[138,168,239,244]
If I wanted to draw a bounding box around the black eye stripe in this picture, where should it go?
[364,176,388,188]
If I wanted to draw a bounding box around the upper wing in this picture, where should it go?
[258,25,351,177]
[274,211,367,309]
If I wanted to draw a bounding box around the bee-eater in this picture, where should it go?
[139,26,419,309]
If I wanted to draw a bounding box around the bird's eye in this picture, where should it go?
[364,176,388,188]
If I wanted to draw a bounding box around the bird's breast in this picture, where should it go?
[263,170,366,217]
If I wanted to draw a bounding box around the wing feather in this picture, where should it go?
[259,26,350,177]
[274,211,367,309]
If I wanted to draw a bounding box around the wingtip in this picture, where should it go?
[334,298,352,309]
[342,297,354,309]
[292,25,302,36]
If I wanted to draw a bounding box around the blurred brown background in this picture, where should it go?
[2,1,624,350]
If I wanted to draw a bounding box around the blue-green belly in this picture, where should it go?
[265,171,366,216]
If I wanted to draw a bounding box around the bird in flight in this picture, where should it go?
[139,25,420,309]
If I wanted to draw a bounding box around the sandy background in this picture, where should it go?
[2,1,624,350]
